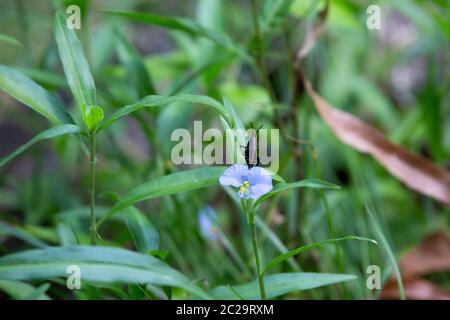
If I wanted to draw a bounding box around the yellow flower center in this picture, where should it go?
[239,180,250,195]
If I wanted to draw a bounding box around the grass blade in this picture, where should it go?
[255,179,341,206]
[0,33,22,46]
[262,236,377,275]
[98,94,226,131]
[124,206,159,253]
[210,272,357,299]
[366,206,406,300]
[0,125,82,168]
[0,221,49,248]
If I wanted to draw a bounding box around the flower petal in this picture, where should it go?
[248,182,273,199]
[219,164,249,187]
[198,207,219,241]
[247,167,272,186]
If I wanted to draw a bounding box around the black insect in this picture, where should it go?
[244,123,263,169]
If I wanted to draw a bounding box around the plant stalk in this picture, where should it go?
[248,206,266,300]
[250,0,276,104]
[88,134,97,245]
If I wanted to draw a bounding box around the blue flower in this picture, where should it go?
[198,207,219,241]
[219,164,273,200]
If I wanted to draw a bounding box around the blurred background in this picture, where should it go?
[0,0,449,300]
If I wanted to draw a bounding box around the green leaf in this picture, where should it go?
[255,179,341,206]
[261,0,295,31]
[21,283,51,300]
[124,207,159,253]
[115,30,156,97]
[223,97,245,132]
[55,11,96,107]
[0,280,50,300]
[0,221,49,248]
[0,125,82,168]
[366,206,405,300]
[0,245,210,299]
[98,167,226,227]
[262,236,377,275]
[98,94,226,131]
[104,11,252,63]
[271,173,285,183]
[0,33,22,46]
[220,115,243,164]
[165,55,230,95]
[81,104,104,130]
[0,65,73,125]
[220,98,248,164]
[150,250,169,261]
[210,272,357,299]
[17,67,68,89]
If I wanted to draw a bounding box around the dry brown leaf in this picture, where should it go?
[381,232,450,300]
[399,232,450,279]
[381,278,450,300]
[300,75,450,205]
[295,0,329,62]
[293,0,450,205]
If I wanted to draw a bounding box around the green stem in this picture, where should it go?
[310,143,348,298]
[88,134,97,245]
[248,206,266,300]
[250,0,276,103]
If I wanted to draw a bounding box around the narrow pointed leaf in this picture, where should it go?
[210,272,357,299]
[0,246,210,299]
[255,179,340,206]
[367,206,405,300]
[0,33,22,46]
[55,11,96,107]
[124,207,159,253]
[0,222,49,248]
[0,125,82,168]
[98,94,226,131]
[98,167,226,226]
[16,67,68,89]
[0,65,73,124]
[262,236,377,275]
[0,280,50,300]
[21,283,51,300]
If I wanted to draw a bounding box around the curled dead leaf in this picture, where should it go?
[293,0,450,205]
[399,232,450,279]
[301,75,450,206]
[295,0,329,63]
[381,232,450,300]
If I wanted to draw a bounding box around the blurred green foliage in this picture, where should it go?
[0,0,449,300]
